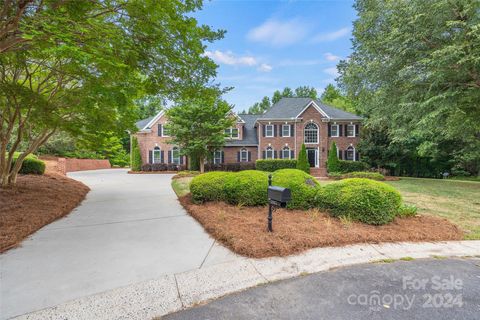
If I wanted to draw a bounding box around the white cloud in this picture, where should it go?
[324,67,339,77]
[258,63,273,72]
[324,52,340,61]
[247,18,308,46]
[204,50,257,66]
[312,27,350,43]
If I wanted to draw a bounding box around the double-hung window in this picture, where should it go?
[282,124,290,137]
[213,150,222,164]
[240,148,248,162]
[225,127,239,139]
[331,124,339,137]
[347,124,355,137]
[266,147,274,159]
[265,124,274,137]
[153,147,161,163]
[282,147,290,159]
[172,147,180,164]
[346,146,355,161]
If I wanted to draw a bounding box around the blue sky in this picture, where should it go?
[194,0,356,112]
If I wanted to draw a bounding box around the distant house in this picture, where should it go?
[134,97,362,176]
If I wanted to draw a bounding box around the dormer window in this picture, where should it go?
[225,127,239,139]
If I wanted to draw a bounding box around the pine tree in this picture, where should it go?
[327,141,340,173]
[296,143,310,174]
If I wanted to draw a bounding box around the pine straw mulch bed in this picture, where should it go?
[179,195,463,258]
[0,173,89,253]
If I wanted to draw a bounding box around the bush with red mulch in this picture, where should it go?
[0,174,89,253]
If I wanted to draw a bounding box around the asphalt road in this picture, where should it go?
[164,258,480,320]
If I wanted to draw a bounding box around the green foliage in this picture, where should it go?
[296,144,310,174]
[244,86,318,114]
[398,204,418,218]
[327,142,340,173]
[131,137,142,172]
[316,178,402,225]
[12,153,45,175]
[338,0,480,176]
[272,169,320,209]
[337,160,369,173]
[223,170,269,206]
[190,172,230,203]
[342,171,385,181]
[256,159,297,172]
[320,84,355,113]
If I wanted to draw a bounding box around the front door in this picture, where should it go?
[307,148,317,167]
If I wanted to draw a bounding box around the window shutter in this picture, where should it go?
[273,150,277,159]
[262,125,266,137]
[291,124,294,136]
[273,125,277,137]
[345,125,348,136]
[168,151,172,163]
[248,151,251,162]
[161,151,164,163]
[344,150,348,160]
[338,150,342,160]
[221,151,225,163]
[148,150,153,164]
[355,151,359,161]
[279,150,283,159]
[279,125,283,137]
[355,124,359,137]
[339,125,343,137]
[328,124,331,137]
[262,151,266,159]
[237,152,240,162]
[158,124,162,137]
[180,155,184,165]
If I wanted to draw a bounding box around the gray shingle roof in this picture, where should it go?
[260,97,362,120]
[224,114,259,146]
[135,116,154,130]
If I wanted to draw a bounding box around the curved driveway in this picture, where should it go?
[0,169,233,319]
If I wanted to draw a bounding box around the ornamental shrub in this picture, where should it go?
[131,137,142,171]
[205,162,255,172]
[223,170,269,206]
[341,171,385,181]
[272,169,320,209]
[296,143,310,174]
[397,204,418,218]
[316,178,402,225]
[190,171,231,203]
[256,159,297,172]
[337,160,369,173]
[327,142,340,173]
[12,153,46,175]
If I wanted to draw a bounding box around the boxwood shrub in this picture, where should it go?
[272,169,320,209]
[316,178,402,225]
[256,159,297,172]
[12,153,46,175]
[337,160,369,173]
[190,171,231,203]
[223,170,269,206]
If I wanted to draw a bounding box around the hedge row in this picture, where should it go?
[337,160,369,173]
[12,153,46,175]
[255,159,297,172]
[141,163,187,172]
[205,162,255,172]
[328,171,385,181]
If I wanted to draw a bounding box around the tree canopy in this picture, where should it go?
[243,86,318,114]
[338,0,480,176]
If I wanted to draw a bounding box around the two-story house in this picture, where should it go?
[134,97,362,176]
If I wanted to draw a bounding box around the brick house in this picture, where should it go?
[134,97,362,176]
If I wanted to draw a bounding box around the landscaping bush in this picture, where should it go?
[327,142,340,173]
[190,171,231,203]
[316,178,402,225]
[256,159,297,172]
[152,163,168,171]
[272,169,320,209]
[337,160,369,173]
[131,137,142,171]
[398,204,418,218]
[205,162,255,172]
[223,170,268,206]
[327,172,343,180]
[12,153,46,175]
[141,163,152,171]
[296,143,310,174]
[341,171,385,181]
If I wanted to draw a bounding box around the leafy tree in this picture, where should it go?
[338,0,480,176]
[135,95,166,120]
[296,143,310,174]
[246,86,319,114]
[295,86,318,99]
[321,84,341,102]
[320,84,355,113]
[248,96,271,114]
[272,90,283,104]
[166,91,234,173]
[327,142,340,173]
[131,136,142,172]
[0,0,224,187]
[281,87,294,98]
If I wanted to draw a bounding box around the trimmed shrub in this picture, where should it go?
[341,171,385,181]
[12,153,46,175]
[327,172,343,180]
[131,137,142,171]
[256,159,297,172]
[272,169,320,209]
[205,162,255,172]
[337,160,369,173]
[327,142,340,173]
[190,171,231,203]
[398,204,418,218]
[152,163,168,171]
[296,143,310,174]
[223,170,269,206]
[141,163,152,171]
[316,178,402,225]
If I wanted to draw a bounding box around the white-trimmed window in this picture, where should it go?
[213,150,222,164]
[347,124,355,137]
[282,147,291,159]
[282,124,291,137]
[240,148,248,162]
[331,124,339,137]
[224,127,239,139]
[346,146,355,161]
[162,123,170,137]
[172,147,180,164]
[265,124,274,137]
[304,123,318,144]
[153,146,161,163]
[266,147,274,159]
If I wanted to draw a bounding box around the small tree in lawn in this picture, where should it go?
[131,137,142,171]
[166,93,234,173]
[296,143,310,174]
[327,141,340,173]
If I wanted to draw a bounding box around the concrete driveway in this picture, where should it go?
[0,169,233,319]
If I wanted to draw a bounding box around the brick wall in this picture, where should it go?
[58,158,111,173]
[223,146,258,164]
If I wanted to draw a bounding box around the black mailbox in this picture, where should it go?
[268,186,291,208]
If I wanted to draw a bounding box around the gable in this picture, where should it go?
[136,110,165,131]
[296,101,329,119]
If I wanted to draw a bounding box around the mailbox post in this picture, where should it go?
[267,174,291,232]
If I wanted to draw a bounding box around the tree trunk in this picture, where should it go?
[199,155,205,173]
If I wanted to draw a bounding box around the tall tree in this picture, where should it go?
[338,0,480,176]
[295,86,318,99]
[166,89,234,173]
[320,84,355,113]
[245,86,319,114]
[0,0,224,187]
